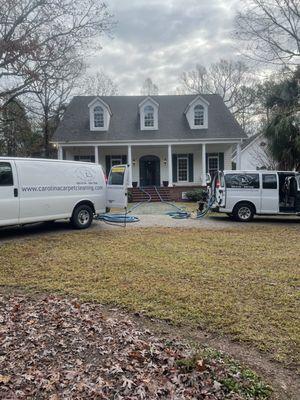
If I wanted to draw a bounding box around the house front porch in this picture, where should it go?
[57,141,241,201]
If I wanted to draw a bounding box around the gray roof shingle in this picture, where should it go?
[53,94,247,142]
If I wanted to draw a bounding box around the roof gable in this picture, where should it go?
[184,95,210,114]
[138,96,159,108]
[88,97,112,115]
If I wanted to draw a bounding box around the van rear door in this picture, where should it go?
[106,165,129,209]
[215,171,226,207]
[0,160,19,226]
[260,173,279,213]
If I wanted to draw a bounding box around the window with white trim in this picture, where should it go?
[144,105,154,127]
[194,104,204,126]
[110,156,123,168]
[94,106,104,128]
[208,155,219,178]
[177,156,189,182]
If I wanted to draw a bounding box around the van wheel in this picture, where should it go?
[233,203,254,222]
[71,205,93,229]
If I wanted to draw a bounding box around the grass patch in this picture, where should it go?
[0,225,299,369]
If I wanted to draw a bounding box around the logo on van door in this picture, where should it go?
[75,167,96,183]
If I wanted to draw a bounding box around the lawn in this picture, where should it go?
[0,225,299,369]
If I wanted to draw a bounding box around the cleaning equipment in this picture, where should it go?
[165,193,215,219]
[165,176,217,219]
[95,187,152,226]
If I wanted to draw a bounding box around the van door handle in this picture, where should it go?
[14,188,18,197]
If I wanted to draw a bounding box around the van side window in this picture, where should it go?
[0,162,13,186]
[263,174,277,189]
[225,173,259,189]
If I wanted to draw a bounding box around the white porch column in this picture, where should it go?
[202,143,206,186]
[94,146,99,164]
[167,144,173,187]
[57,145,63,160]
[127,145,133,187]
[236,143,242,170]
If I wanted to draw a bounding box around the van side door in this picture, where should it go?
[260,173,279,213]
[106,165,129,209]
[0,161,19,226]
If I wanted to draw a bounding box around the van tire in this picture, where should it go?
[71,205,93,229]
[233,203,254,222]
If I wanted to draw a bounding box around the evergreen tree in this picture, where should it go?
[264,68,300,170]
[0,100,42,156]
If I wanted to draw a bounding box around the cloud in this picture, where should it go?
[86,0,240,94]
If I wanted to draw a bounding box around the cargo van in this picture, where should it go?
[0,157,128,229]
[214,170,300,222]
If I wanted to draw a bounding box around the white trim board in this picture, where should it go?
[54,139,243,147]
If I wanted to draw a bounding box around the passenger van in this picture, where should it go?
[215,170,300,222]
[0,157,128,229]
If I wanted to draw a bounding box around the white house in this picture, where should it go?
[53,94,246,200]
[232,133,276,171]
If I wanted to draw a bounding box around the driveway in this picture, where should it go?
[0,201,300,241]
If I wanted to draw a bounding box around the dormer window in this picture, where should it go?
[184,95,209,129]
[94,106,104,128]
[139,97,159,131]
[88,97,112,131]
[144,105,154,127]
[194,105,204,126]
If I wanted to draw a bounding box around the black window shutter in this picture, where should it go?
[122,155,127,164]
[74,155,79,161]
[172,154,177,182]
[105,155,111,176]
[206,153,208,172]
[219,152,224,171]
[188,153,194,182]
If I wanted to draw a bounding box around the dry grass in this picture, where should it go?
[0,225,299,369]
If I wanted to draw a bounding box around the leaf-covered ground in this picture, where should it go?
[0,294,271,399]
[0,226,299,369]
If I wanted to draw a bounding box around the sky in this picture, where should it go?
[87,0,242,95]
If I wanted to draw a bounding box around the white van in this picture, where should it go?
[214,170,300,222]
[0,157,128,229]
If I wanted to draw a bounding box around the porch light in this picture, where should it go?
[132,159,136,166]
[163,158,167,165]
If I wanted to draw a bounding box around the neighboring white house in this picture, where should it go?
[53,94,246,199]
[233,133,276,170]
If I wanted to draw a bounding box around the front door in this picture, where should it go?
[139,155,160,187]
[0,161,19,226]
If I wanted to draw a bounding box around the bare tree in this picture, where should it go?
[141,78,159,96]
[26,56,83,157]
[78,71,118,96]
[179,64,209,94]
[0,0,114,106]
[234,0,300,66]
[179,59,257,130]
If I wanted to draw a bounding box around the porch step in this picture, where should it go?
[130,187,171,203]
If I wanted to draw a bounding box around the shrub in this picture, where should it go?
[185,188,208,202]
